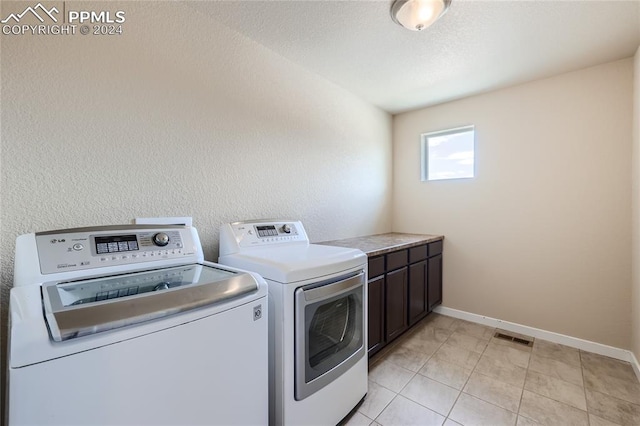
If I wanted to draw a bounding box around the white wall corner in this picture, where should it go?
[631,44,640,379]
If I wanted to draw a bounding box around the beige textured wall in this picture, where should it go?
[632,46,640,359]
[393,59,633,348]
[0,1,392,409]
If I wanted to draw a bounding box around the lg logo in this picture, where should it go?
[253,305,263,321]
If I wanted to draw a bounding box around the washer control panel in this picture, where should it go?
[219,220,308,254]
[255,224,298,239]
[35,225,198,274]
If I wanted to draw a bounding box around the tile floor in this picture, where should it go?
[341,313,640,426]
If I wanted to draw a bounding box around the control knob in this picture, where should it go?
[153,232,170,246]
[154,282,170,291]
[282,224,291,234]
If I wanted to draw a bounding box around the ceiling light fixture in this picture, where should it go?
[390,0,452,31]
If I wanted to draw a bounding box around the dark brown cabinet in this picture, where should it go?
[407,243,429,326]
[367,275,385,354]
[428,254,443,311]
[366,239,444,357]
[427,240,443,311]
[408,260,427,326]
[385,267,408,341]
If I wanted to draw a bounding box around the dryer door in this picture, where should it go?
[294,270,365,400]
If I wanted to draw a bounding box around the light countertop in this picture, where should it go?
[317,232,444,257]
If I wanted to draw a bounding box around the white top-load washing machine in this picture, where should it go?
[218,220,368,426]
[7,224,268,426]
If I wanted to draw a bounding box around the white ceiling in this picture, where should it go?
[190,0,640,114]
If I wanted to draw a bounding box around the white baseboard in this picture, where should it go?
[433,305,640,380]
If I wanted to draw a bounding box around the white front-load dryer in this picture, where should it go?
[219,220,368,426]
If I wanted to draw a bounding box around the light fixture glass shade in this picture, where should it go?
[391,0,451,31]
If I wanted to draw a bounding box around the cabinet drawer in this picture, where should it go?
[368,255,385,278]
[386,250,408,271]
[428,240,443,257]
[409,245,428,263]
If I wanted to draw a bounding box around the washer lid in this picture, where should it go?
[220,244,366,283]
[42,263,258,341]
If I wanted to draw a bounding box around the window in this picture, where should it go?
[421,126,475,181]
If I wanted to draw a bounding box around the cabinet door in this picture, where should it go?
[408,260,427,326]
[428,254,443,311]
[367,275,385,355]
[385,267,408,342]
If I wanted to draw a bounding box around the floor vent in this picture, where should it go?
[494,331,534,347]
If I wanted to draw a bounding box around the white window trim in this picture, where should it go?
[421,125,475,181]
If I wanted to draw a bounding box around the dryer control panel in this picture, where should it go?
[219,220,308,255]
[35,225,199,275]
